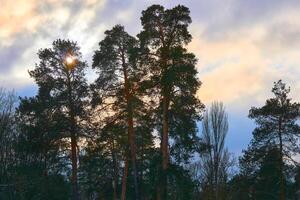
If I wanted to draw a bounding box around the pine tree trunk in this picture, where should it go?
[112,141,118,200]
[158,42,171,199]
[122,49,140,200]
[161,94,170,199]
[71,132,79,200]
[66,70,79,200]
[121,157,129,200]
[140,132,144,200]
[128,105,139,200]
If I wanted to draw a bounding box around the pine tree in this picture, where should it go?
[234,145,296,200]
[138,4,204,198]
[28,39,89,200]
[16,94,70,200]
[248,80,300,200]
[92,25,151,199]
[79,122,125,199]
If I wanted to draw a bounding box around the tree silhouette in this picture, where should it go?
[249,80,300,200]
[28,39,89,200]
[92,25,149,200]
[0,89,17,199]
[138,4,204,198]
[199,102,233,200]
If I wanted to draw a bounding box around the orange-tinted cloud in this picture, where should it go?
[0,0,40,42]
[188,9,300,108]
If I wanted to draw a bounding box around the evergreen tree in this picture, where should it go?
[138,4,204,198]
[230,145,295,200]
[27,39,89,200]
[92,25,154,199]
[249,80,300,200]
[15,94,70,200]
[79,123,124,200]
[294,166,300,199]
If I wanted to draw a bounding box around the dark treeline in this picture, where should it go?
[0,4,299,200]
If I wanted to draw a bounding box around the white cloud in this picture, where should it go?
[187,6,300,110]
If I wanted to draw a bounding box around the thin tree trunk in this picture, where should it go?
[71,119,78,200]
[140,132,144,200]
[214,156,218,200]
[66,70,79,200]
[161,93,170,199]
[112,141,118,200]
[121,157,129,200]
[121,49,140,200]
[128,107,139,200]
[278,117,285,200]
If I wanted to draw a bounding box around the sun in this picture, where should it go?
[64,55,76,70]
[66,55,75,65]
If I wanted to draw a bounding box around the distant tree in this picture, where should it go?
[79,123,124,200]
[294,166,300,199]
[227,174,253,200]
[230,145,295,200]
[197,102,233,200]
[249,80,300,200]
[138,4,204,198]
[15,93,70,200]
[28,39,89,200]
[0,88,17,198]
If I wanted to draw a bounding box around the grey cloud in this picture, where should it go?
[198,0,300,40]
[254,21,300,54]
[0,34,36,74]
[265,22,300,48]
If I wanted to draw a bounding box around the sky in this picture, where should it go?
[1,0,300,156]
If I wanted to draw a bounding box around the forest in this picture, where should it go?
[0,4,300,200]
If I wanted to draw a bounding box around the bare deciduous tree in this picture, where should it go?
[199,101,233,200]
[0,88,17,193]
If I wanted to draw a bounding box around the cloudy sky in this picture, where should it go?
[1,0,300,155]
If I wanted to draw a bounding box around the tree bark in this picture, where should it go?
[140,132,144,200]
[112,141,119,200]
[121,157,129,200]
[214,154,219,200]
[127,104,139,200]
[66,70,79,200]
[71,132,78,200]
[121,49,140,200]
[161,93,170,199]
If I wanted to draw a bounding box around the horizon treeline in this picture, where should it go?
[0,4,300,200]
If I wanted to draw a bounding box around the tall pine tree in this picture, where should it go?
[92,25,151,200]
[28,39,89,200]
[138,4,204,199]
